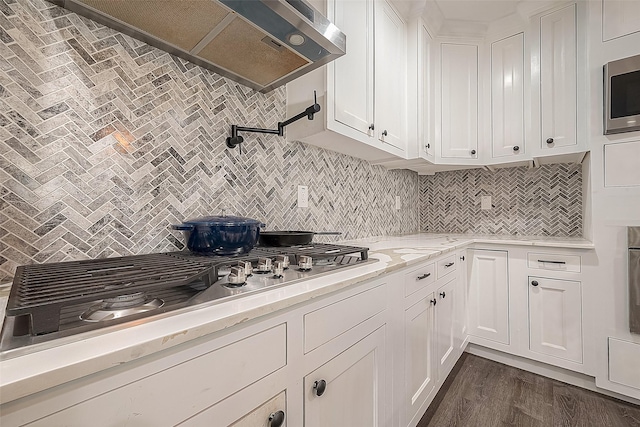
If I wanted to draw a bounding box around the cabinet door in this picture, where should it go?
[304,326,385,427]
[491,33,524,158]
[440,43,478,159]
[528,276,583,363]
[540,4,577,150]
[468,250,510,344]
[332,0,374,136]
[603,0,640,41]
[419,24,434,159]
[404,293,436,424]
[436,278,457,379]
[375,0,406,151]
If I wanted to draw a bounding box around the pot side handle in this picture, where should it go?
[171,224,195,231]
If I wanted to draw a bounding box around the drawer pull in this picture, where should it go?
[417,273,431,280]
[537,259,566,265]
[314,379,327,397]
[444,262,455,267]
[269,411,285,427]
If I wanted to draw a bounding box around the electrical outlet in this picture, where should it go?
[395,195,401,211]
[297,185,308,208]
[481,195,492,210]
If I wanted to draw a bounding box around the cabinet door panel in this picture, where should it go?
[405,293,436,423]
[332,0,374,136]
[304,326,385,427]
[529,277,583,363]
[540,4,577,150]
[468,250,510,344]
[375,0,405,150]
[491,33,524,158]
[603,0,640,41]
[441,43,478,159]
[419,24,434,158]
[436,278,457,379]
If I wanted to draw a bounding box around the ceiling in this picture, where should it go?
[435,0,522,22]
[391,0,548,36]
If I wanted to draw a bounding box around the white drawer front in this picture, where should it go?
[304,284,386,353]
[24,324,287,427]
[436,254,457,279]
[527,252,581,272]
[404,263,435,297]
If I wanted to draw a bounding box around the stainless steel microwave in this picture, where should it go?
[604,54,640,135]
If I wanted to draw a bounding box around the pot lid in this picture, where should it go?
[181,215,263,227]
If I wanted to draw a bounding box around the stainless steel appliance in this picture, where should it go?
[0,243,373,358]
[604,54,640,134]
[629,227,640,334]
[50,0,346,93]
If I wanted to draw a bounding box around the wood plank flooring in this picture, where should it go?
[418,353,640,427]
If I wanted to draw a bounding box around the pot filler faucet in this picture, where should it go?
[226,91,320,154]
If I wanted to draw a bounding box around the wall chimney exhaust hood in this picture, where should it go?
[52,0,346,93]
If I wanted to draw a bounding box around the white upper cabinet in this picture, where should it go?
[285,0,407,162]
[332,0,374,138]
[539,4,577,151]
[439,43,479,161]
[602,0,640,41]
[375,0,407,152]
[491,33,525,159]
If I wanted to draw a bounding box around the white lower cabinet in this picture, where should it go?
[528,276,583,363]
[304,326,386,427]
[4,323,288,427]
[404,293,436,425]
[435,278,458,379]
[467,249,509,344]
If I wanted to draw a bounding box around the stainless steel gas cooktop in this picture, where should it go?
[0,244,374,358]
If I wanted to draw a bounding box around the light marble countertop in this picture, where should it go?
[0,233,593,404]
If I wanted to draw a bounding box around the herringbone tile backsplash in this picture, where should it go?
[0,0,419,282]
[420,164,583,236]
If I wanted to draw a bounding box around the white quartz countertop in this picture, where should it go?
[0,233,593,404]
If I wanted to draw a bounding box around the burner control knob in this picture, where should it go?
[276,255,290,269]
[239,261,253,276]
[273,260,284,278]
[299,255,313,270]
[257,257,272,273]
[228,266,246,285]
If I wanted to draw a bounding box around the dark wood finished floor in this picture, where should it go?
[418,353,640,427]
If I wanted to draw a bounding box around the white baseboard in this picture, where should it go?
[466,344,640,407]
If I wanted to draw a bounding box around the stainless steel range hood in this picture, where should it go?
[52,0,346,93]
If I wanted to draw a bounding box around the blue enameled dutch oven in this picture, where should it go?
[171,215,264,255]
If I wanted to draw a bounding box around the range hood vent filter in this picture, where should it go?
[59,0,346,93]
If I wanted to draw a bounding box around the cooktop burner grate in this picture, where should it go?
[2,243,369,347]
[7,254,215,335]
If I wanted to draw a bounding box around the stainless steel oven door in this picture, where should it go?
[604,54,640,135]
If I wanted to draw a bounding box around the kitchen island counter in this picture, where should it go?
[0,233,593,404]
